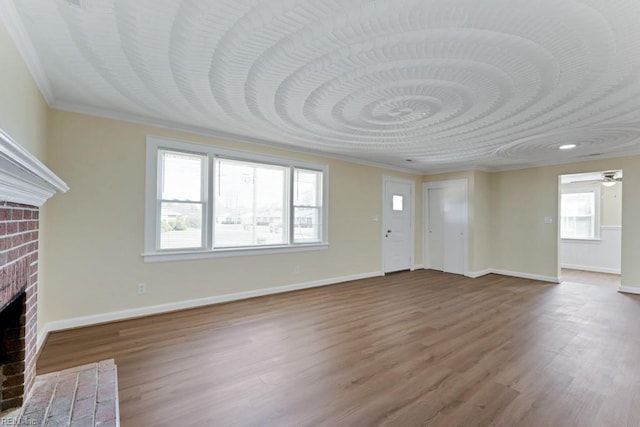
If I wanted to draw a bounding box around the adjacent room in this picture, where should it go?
[1,1,640,426]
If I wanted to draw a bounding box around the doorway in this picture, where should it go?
[558,170,622,286]
[424,179,468,275]
[382,177,415,273]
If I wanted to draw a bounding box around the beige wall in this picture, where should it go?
[601,182,622,227]
[422,160,639,289]
[0,21,54,337]
[0,22,48,160]
[491,157,640,287]
[42,110,422,323]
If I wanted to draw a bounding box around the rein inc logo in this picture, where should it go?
[0,416,37,426]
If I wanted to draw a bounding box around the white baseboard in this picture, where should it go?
[36,322,52,351]
[561,263,621,275]
[618,286,640,295]
[489,269,560,283]
[411,264,424,271]
[466,269,492,278]
[39,271,384,337]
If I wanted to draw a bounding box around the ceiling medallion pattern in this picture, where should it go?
[11,0,640,171]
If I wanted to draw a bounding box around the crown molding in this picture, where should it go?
[52,101,422,175]
[0,128,68,207]
[0,1,56,105]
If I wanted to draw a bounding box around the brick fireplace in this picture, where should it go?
[0,202,39,412]
[0,128,68,416]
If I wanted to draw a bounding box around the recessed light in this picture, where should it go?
[559,144,577,150]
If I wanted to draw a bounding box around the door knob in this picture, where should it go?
[387,230,392,233]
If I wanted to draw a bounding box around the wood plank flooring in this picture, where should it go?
[37,270,640,426]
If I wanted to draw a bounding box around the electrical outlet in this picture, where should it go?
[137,283,146,295]
[293,265,301,275]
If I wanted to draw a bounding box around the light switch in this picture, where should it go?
[372,215,379,222]
[544,216,553,224]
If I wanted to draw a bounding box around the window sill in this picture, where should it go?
[142,243,329,263]
[561,238,602,243]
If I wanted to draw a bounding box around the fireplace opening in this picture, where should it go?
[0,292,26,412]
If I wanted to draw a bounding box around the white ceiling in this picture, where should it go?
[6,0,640,173]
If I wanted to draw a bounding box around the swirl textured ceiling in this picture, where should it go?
[9,0,640,172]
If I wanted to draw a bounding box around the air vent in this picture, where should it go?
[63,0,86,9]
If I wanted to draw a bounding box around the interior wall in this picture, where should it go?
[42,109,423,324]
[422,170,492,275]
[0,20,53,340]
[491,157,640,288]
[0,21,48,160]
[559,180,622,274]
[601,182,622,226]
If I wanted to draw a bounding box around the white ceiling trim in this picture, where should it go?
[52,100,420,175]
[0,1,56,105]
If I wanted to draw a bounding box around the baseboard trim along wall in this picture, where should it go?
[561,263,621,275]
[484,269,559,283]
[466,269,492,279]
[618,286,640,295]
[437,268,559,283]
[37,271,384,349]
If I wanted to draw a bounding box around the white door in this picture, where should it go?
[383,179,413,273]
[427,188,445,271]
[443,181,466,274]
[425,180,467,275]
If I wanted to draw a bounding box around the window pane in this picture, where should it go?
[294,207,321,243]
[561,192,596,239]
[161,151,203,201]
[160,202,203,249]
[215,159,286,247]
[294,169,322,207]
[393,195,404,211]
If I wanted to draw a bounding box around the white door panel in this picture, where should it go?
[425,180,467,275]
[384,180,413,273]
[428,188,444,271]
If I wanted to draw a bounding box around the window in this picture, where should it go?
[560,188,600,240]
[392,195,404,211]
[145,137,328,261]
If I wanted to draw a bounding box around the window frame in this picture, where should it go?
[560,184,601,241]
[144,136,329,262]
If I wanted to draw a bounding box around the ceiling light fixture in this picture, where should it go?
[559,144,577,150]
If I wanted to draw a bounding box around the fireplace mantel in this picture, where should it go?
[0,128,68,206]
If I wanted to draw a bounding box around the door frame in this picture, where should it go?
[382,176,416,273]
[423,179,469,274]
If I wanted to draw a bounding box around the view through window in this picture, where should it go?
[148,138,328,258]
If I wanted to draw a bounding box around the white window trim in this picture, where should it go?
[143,136,329,262]
[560,184,601,241]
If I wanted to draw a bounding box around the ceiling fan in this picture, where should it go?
[562,170,623,186]
[599,171,623,187]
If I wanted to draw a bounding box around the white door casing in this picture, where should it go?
[383,177,415,273]
[427,187,445,271]
[424,179,468,275]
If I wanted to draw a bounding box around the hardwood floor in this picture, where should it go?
[37,270,640,426]
[561,268,621,287]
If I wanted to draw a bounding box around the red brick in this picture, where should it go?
[3,373,24,388]
[0,396,23,412]
[2,384,24,399]
[6,222,17,234]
